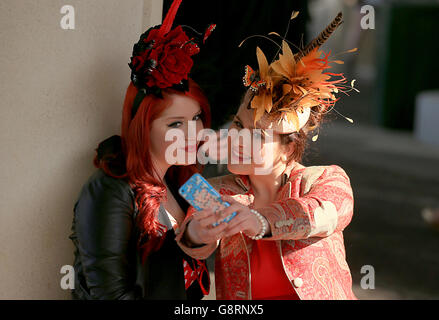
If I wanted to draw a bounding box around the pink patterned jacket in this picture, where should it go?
[175,164,356,300]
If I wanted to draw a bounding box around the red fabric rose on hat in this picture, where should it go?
[138,25,199,89]
[131,55,146,72]
[129,0,215,99]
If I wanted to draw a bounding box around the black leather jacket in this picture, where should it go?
[69,137,209,300]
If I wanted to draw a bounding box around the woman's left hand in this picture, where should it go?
[218,195,268,238]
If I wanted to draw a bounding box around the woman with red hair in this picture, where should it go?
[69,0,216,299]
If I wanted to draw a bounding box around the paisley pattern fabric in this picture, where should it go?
[175,164,356,300]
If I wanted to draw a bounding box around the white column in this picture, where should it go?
[0,0,162,299]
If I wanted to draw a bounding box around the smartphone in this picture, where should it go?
[178,173,237,226]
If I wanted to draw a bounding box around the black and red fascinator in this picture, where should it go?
[128,0,215,119]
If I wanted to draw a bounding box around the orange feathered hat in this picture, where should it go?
[241,12,358,135]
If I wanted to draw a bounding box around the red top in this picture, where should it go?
[250,240,299,300]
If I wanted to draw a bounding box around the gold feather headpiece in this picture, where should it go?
[240,12,359,135]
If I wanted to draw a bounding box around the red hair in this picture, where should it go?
[94,79,211,263]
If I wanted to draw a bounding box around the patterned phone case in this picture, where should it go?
[179,173,236,226]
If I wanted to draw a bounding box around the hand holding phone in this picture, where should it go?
[178,173,237,226]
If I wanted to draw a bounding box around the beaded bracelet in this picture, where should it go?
[246,209,268,240]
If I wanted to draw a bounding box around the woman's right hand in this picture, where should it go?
[184,209,228,246]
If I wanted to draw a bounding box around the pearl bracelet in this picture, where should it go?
[246,209,267,240]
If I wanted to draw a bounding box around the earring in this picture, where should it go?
[281,155,288,162]
[281,174,288,186]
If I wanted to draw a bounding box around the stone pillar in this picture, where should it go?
[0,0,162,299]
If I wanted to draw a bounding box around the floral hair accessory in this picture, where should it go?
[240,12,359,136]
[128,0,215,119]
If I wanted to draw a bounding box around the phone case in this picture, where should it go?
[178,173,236,226]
